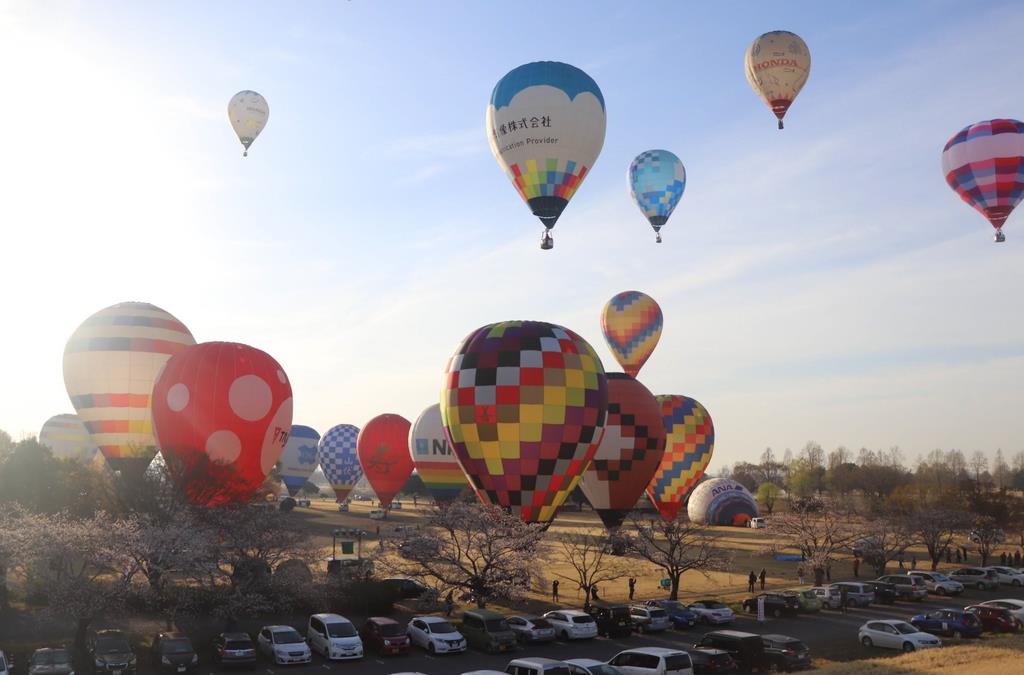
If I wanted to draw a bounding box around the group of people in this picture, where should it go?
[747,568,767,592]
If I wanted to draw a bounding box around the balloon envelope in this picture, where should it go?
[942,119,1024,240]
[744,31,810,128]
[278,425,321,497]
[63,301,196,480]
[357,414,413,509]
[687,478,758,526]
[228,90,269,156]
[318,424,362,502]
[601,291,663,379]
[628,150,686,240]
[409,403,467,503]
[151,341,293,506]
[579,374,665,530]
[39,413,98,463]
[441,320,608,523]
[646,394,714,520]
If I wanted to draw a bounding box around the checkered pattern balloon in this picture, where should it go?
[318,423,362,502]
[646,394,714,520]
[601,291,663,378]
[441,320,608,523]
[628,150,686,233]
[579,373,666,530]
[942,119,1024,238]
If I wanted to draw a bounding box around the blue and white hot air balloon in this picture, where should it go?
[277,425,321,497]
[628,149,686,243]
[318,424,362,503]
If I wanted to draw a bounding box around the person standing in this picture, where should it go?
[955,548,962,564]
[898,554,905,570]
[839,586,849,614]
[911,555,917,570]
[552,579,559,602]
[1016,550,1022,567]
[444,590,454,617]
[797,565,804,585]
[1001,551,1008,566]
[946,547,951,564]
[759,568,767,590]
[628,577,636,600]
[826,563,832,582]
[853,557,860,578]
[748,571,757,593]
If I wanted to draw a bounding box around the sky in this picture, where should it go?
[1,0,1023,472]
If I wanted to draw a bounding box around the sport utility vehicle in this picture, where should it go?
[505,657,572,675]
[629,605,670,633]
[875,575,927,600]
[761,634,811,672]
[150,633,197,674]
[28,648,73,675]
[695,630,766,672]
[459,609,516,653]
[949,567,1000,590]
[587,604,633,637]
[87,630,137,675]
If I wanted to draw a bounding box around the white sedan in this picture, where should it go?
[985,566,1024,587]
[979,598,1024,622]
[542,610,598,640]
[686,600,735,625]
[858,620,941,652]
[406,616,466,654]
[256,626,311,665]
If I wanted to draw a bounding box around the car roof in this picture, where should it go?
[265,625,298,632]
[617,647,686,656]
[685,647,729,655]
[871,619,912,625]
[415,615,453,623]
[508,614,541,620]
[367,616,399,625]
[31,648,69,655]
[220,632,251,640]
[705,629,760,638]
[692,599,723,603]
[762,634,800,641]
[157,632,187,640]
[564,659,605,666]
[550,609,589,616]
[94,629,127,636]
[508,657,567,665]
[311,613,351,622]
[463,609,506,619]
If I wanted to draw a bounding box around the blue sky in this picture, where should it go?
[2,1,1023,470]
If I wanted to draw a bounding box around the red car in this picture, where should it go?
[360,617,410,655]
[965,605,1022,633]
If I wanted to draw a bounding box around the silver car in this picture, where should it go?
[506,616,556,643]
[908,571,963,596]
[830,582,875,607]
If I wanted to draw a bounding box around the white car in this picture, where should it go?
[406,616,467,654]
[810,585,843,609]
[858,620,941,652]
[0,650,11,675]
[506,615,556,642]
[749,517,766,529]
[307,613,363,660]
[686,600,735,625]
[979,598,1024,622]
[908,571,963,596]
[565,659,623,675]
[369,508,386,520]
[985,566,1024,586]
[542,610,598,640]
[607,647,694,675]
[256,626,311,665]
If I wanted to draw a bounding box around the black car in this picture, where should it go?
[151,633,197,674]
[761,634,811,672]
[586,603,633,638]
[28,648,74,675]
[87,630,136,675]
[864,581,898,604]
[696,630,767,672]
[683,647,740,674]
[741,593,800,617]
[212,633,256,668]
[380,577,432,599]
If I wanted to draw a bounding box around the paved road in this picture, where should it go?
[169,583,1024,675]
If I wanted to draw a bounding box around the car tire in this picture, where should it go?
[560,630,569,641]
[936,587,946,596]
[902,642,915,653]
[1013,580,1021,587]
[427,642,435,655]
[952,630,962,639]
[772,608,782,618]
[861,636,872,647]
[977,582,985,590]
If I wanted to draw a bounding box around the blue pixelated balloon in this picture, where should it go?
[628,149,686,241]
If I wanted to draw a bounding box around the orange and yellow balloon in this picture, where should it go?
[600,291,663,378]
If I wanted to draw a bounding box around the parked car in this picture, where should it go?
[256,626,310,665]
[761,634,811,672]
[506,616,556,643]
[829,582,874,608]
[607,647,693,675]
[907,571,963,596]
[741,592,800,617]
[863,581,898,604]
[977,598,1024,622]
[360,617,410,656]
[858,620,941,652]
[459,609,517,653]
[629,605,671,633]
[748,517,766,529]
[810,586,842,609]
[505,657,572,675]
[681,648,739,675]
[406,616,466,654]
[369,508,386,519]
[307,614,363,660]
[586,604,633,638]
[543,610,598,640]
[985,566,1024,586]
[563,659,622,675]
[150,633,198,674]
[949,567,1000,590]
[781,588,822,613]
[28,648,74,675]
[875,575,928,601]
[910,609,983,638]
[211,633,256,668]
[0,650,11,675]
[337,502,349,512]
[643,600,699,629]
[695,630,767,672]
[381,577,433,599]
[87,630,137,675]
[686,600,735,625]
[964,604,1021,633]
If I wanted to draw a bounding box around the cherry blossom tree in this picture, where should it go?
[626,514,731,600]
[550,532,630,604]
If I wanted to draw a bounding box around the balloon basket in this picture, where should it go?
[541,231,554,250]
[655,233,662,243]
[995,229,1006,243]
[778,120,784,130]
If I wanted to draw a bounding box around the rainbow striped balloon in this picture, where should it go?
[39,413,99,462]
[409,403,467,503]
[63,302,196,479]
[600,291,663,378]
[646,394,714,520]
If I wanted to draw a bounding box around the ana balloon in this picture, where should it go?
[441,320,608,524]
[578,374,666,530]
[942,119,1024,242]
[63,302,196,480]
[687,478,758,526]
[601,291,663,379]
[409,403,467,503]
[487,61,606,249]
[357,414,414,509]
[646,394,714,520]
[278,425,321,497]
[744,31,811,129]
[318,424,362,502]
[628,150,686,242]
[39,414,98,463]
[228,90,269,157]
[151,342,293,507]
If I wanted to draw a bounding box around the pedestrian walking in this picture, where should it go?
[826,563,832,582]
[628,577,636,600]
[797,565,804,585]
[1016,550,1022,567]
[444,590,454,616]
[1001,551,1008,566]
[759,568,767,590]
[748,571,757,593]
[962,545,968,562]
[955,548,962,563]
[898,554,905,570]
[839,586,849,614]
[552,579,559,602]
[911,555,917,570]
[853,557,860,578]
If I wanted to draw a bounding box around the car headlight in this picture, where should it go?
[191,655,198,664]
[128,656,136,665]
[94,660,104,667]
[161,657,171,666]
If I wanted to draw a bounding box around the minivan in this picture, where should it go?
[875,575,927,601]
[829,582,875,607]
[696,630,766,672]
[588,604,634,637]
[459,609,517,653]
[505,657,572,675]
[307,614,363,660]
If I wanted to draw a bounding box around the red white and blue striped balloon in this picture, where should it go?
[942,119,1024,241]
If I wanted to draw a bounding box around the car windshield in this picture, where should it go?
[609,607,629,617]
[531,618,552,629]
[930,573,950,581]
[95,638,131,654]
[326,623,356,638]
[661,601,683,611]
[161,639,193,654]
[701,601,727,609]
[648,609,667,618]
[0,655,6,670]
[782,640,808,651]
[378,623,404,637]
[664,655,691,670]
[801,591,816,599]
[224,641,251,650]
[485,619,510,632]
[581,666,619,675]
[893,622,918,635]
[572,616,594,624]
[273,630,304,644]
[428,621,455,634]
[32,651,70,665]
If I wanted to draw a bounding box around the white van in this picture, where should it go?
[749,517,766,529]
[307,613,363,660]
[607,647,693,675]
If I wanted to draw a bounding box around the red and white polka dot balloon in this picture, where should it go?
[152,341,293,506]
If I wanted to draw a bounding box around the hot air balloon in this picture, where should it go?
[441,320,608,524]
[409,403,468,503]
[357,414,413,509]
[646,395,714,520]
[601,291,663,379]
[487,61,606,249]
[744,31,810,129]
[942,119,1024,242]
[318,424,362,503]
[687,478,758,526]
[38,414,98,463]
[278,425,321,497]
[628,150,686,243]
[63,302,196,480]
[228,90,269,157]
[578,374,666,530]
[151,342,293,507]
